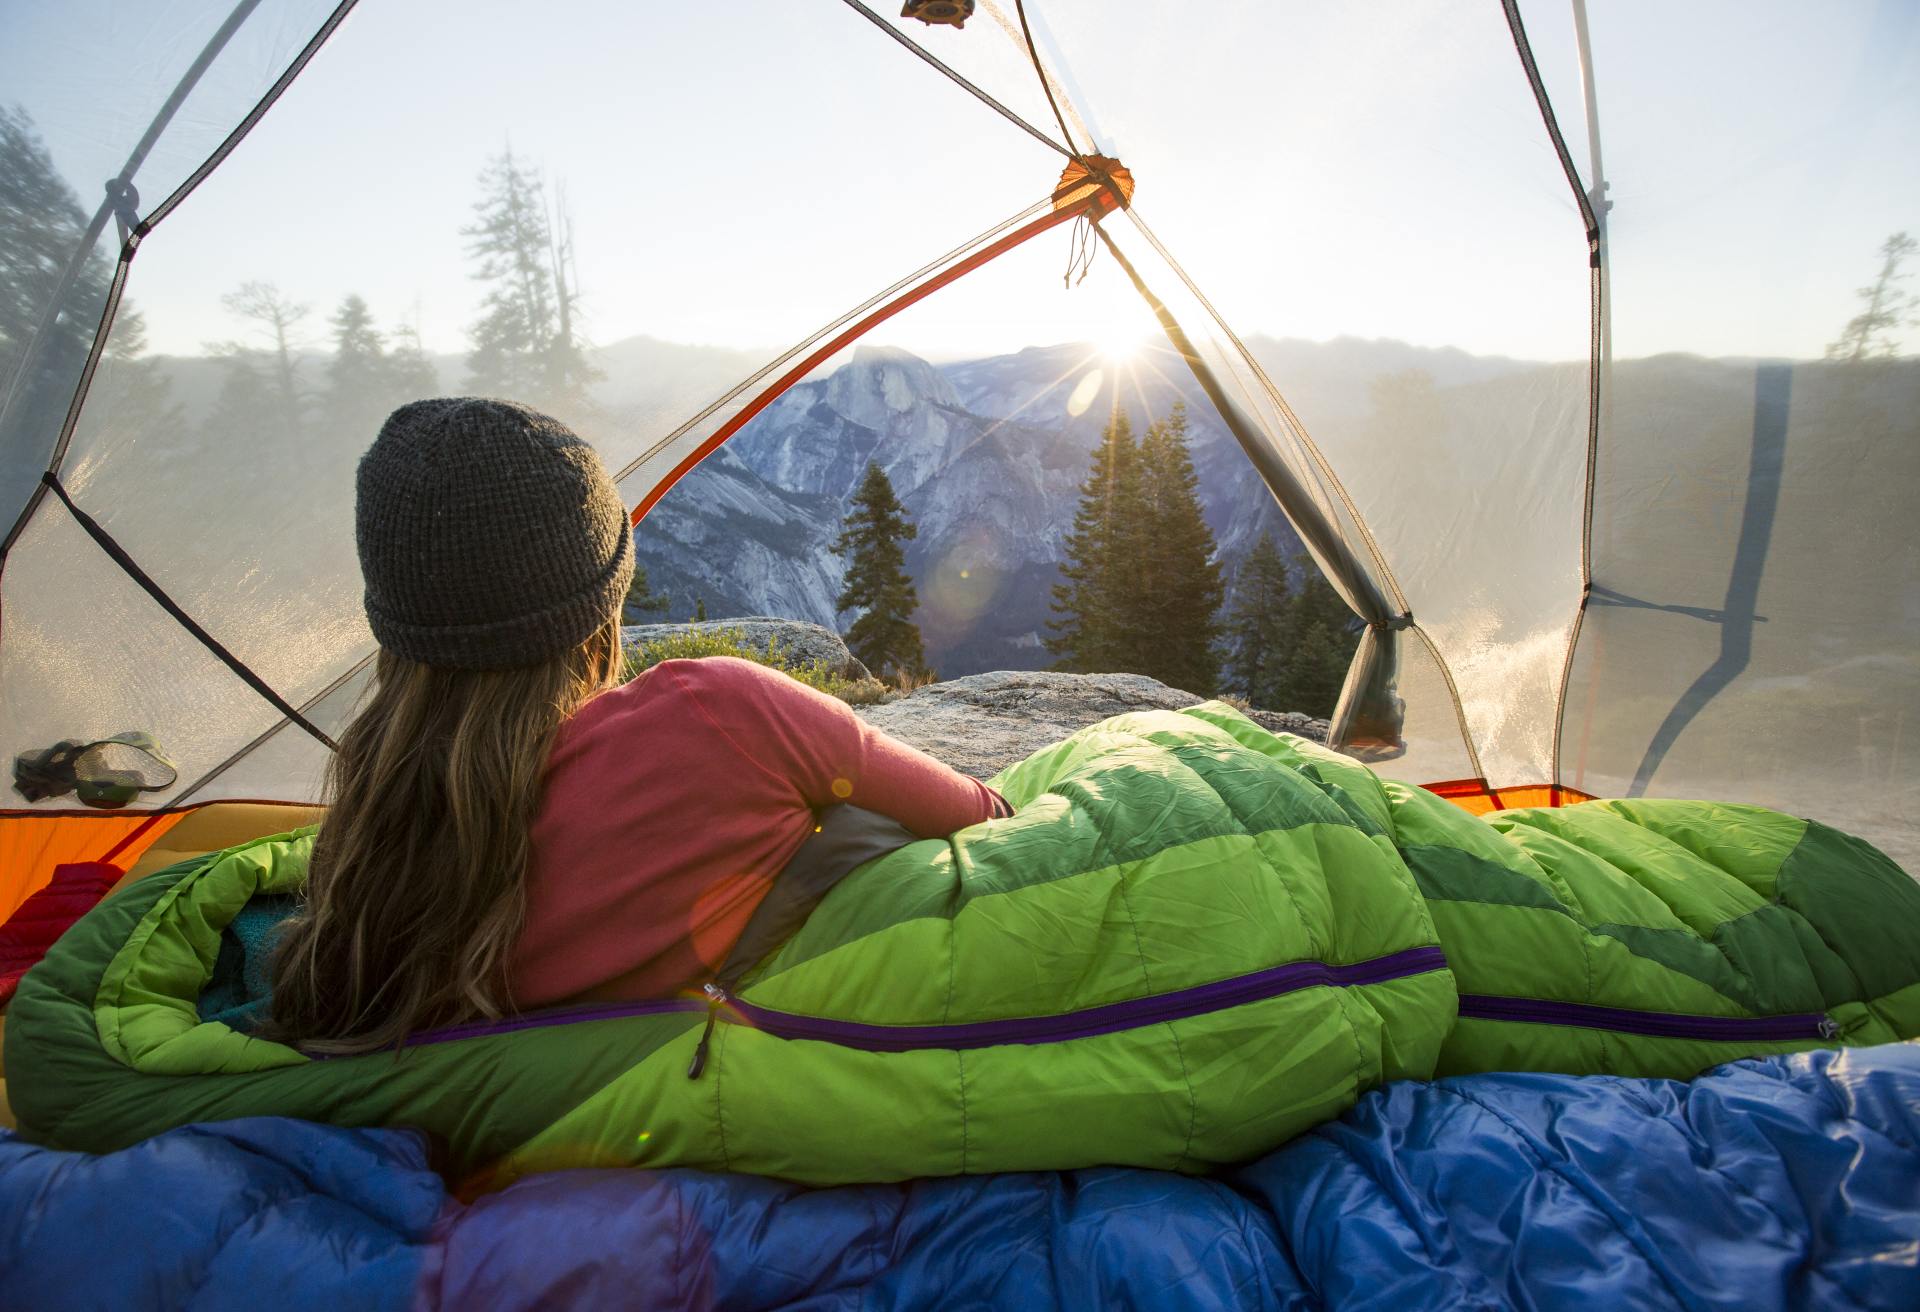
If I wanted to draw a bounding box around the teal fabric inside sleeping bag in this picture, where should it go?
[194,895,294,1032]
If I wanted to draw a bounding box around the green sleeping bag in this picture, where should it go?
[6,703,1918,1187]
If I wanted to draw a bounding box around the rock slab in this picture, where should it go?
[855,669,1329,781]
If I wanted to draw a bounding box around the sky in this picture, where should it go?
[4,0,1916,365]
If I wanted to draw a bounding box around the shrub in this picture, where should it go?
[622,628,896,706]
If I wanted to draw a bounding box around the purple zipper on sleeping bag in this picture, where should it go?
[397,946,1450,1066]
[716,945,1451,1054]
[680,944,1450,1077]
[1456,993,1839,1042]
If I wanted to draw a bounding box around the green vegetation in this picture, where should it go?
[621,626,893,706]
[833,462,927,678]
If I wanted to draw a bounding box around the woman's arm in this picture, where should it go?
[659,657,1009,836]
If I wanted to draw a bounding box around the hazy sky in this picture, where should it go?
[6,0,1916,365]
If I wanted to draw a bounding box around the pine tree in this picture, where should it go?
[1279,560,1360,717]
[1047,407,1142,671]
[834,461,925,676]
[623,562,670,621]
[324,294,388,438]
[1133,402,1223,693]
[1223,532,1293,706]
[0,105,114,463]
[462,149,601,410]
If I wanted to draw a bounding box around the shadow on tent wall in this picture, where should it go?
[1598,362,1791,798]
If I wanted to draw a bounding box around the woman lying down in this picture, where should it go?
[7,396,1916,1188]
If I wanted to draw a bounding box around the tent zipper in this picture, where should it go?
[681,945,1450,1077]
[1456,993,1840,1043]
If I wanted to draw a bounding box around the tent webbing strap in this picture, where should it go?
[40,473,339,753]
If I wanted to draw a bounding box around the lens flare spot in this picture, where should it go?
[637,1130,652,1143]
[830,777,853,799]
[924,548,1001,628]
[1066,368,1104,417]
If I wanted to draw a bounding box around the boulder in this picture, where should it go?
[622,618,871,681]
[854,669,1330,781]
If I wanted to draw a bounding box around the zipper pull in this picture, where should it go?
[686,983,727,1080]
[1818,1015,1841,1041]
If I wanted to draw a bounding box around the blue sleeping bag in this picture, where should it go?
[3,1043,1917,1310]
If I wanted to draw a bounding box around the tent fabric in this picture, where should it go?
[9,704,1918,1186]
[2,1042,1917,1310]
[4,0,1913,898]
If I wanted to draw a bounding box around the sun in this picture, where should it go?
[1096,332,1141,364]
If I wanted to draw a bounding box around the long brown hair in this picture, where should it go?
[266,616,622,1054]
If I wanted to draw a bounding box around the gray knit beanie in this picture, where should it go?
[356,397,634,670]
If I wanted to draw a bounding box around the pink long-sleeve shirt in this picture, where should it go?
[508,656,1006,1007]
